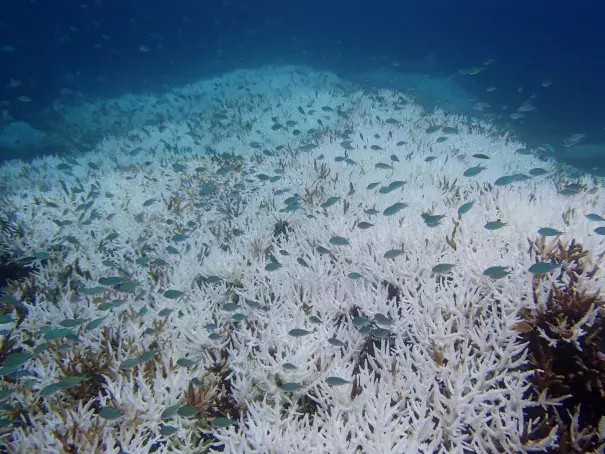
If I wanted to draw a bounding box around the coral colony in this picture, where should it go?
[0,66,604,453]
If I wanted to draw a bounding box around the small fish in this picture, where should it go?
[309,315,321,325]
[458,201,474,215]
[374,314,394,326]
[425,156,436,162]
[441,127,458,134]
[379,181,405,194]
[529,168,548,176]
[357,222,374,229]
[463,165,487,177]
[386,180,405,190]
[281,382,303,392]
[297,257,309,267]
[34,251,50,260]
[353,316,370,328]
[432,263,455,274]
[57,163,72,171]
[383,202,408,216]
[321,197,340,208]
[585,213,605,222]
[378,184,396,194]
[370,328,391,338]
[163,290,184,299]
[421,213,445,227]
[172,163,187,172]
[98,276,124,286]
[538,227,563,237]
[327,337,346,347]
[562,133,586,148]
[329,236,349,246]
[384,249,403,258]
[44,328,75,340]
[375,163,393,170]
[594,227,605,235]
[326,377,350,386]
[483,266,512,279]
[484,221,507,230]
[528,262,561,275]
[473,154,490,159]
[459,66,485,75]
[494,175,523,186]
[288,328,313,337]
[558,188,579,196]
[563,183,585,193]
[265,262,282,271]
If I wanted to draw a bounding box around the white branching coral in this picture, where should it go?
[0,65,603,453]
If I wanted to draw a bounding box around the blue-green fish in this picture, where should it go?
[432,263,455,274]
[383,202,408,216]
[528,262,561,275]
[458,201,474,215]
[463,165,487,177]
[483,266,512,279]
[484,221,507,230]
[538,227,564,237]
[586,213,605,222]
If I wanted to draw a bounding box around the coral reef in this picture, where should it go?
[0,66,603,453]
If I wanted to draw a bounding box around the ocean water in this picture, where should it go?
[0,1,604,453]
[1,0,604,170]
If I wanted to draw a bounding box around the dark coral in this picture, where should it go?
[521,238,605,452]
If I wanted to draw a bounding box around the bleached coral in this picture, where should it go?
[0,66,603,453]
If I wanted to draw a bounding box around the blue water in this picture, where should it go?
[1,0,604,170]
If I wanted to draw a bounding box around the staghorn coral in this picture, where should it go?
[0,66,603,453]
